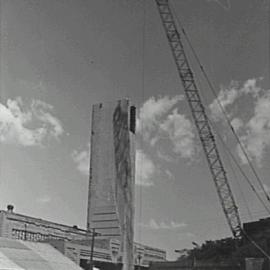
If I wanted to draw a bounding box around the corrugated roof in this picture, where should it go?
[0,237,83,270]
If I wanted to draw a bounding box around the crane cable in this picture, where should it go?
[168,0,270,260]
[194,71,254,219]
[242,229,270,260]
[137,0,146,250]
[208,118,270,258]
[209,118,270,214]
[194,70,270,215]
[170,1,270,205]
[218,127,253,220]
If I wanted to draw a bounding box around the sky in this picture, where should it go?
[0,0,269,260]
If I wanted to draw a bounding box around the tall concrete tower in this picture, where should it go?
[87,99,136,270]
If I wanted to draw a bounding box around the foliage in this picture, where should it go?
[177,236,268,264]
[190,238,238,262]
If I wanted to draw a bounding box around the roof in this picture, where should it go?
[0,237,83,270]
[0,210,88,235]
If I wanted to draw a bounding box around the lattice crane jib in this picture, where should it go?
[155,0,242,238]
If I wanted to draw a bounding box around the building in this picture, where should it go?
[46,238,118,268]
[243,217,270,258]
[0,206,166,268]
[0,205,87,242]
[243,217,270,240]
[242,217,270,270]
[0,99,167,268]
[134,243,166,267]
[47,238,166,269]
[87,99,136,270]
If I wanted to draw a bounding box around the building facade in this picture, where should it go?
[243,217,270,241]
[47,238,166,269]
[0,99,167,269]
[242,217,270,270]
[0,208,166,268]
[0,207,87,242]
[87,99,136,270]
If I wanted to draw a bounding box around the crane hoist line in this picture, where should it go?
[155,0,242,238]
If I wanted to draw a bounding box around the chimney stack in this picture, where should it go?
[7,204,14,213]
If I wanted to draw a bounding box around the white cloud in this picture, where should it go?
[31,100,63,138]
[141,218,187,230]
[209,78,262,121]
[72,144,90,176]
[185,232,195,237]
[157,150,174,162]
[178,232,196,240]
[256,184,270,200]
[208,78,270,166]
[72,145,156,186]
[231,117,244,132]
[37,195,51,204]
[136,149,155,187]
[72,146,156,186]
[263,184,270,192]
[257,183,270,196]
[0,97,63,146]
[241,78,262,97]
[137,96,195,161]
[237,90,270,166]
[160,109,195,159]
[209,81,239,121]
[137,95,183,140]
[262,184,270,194]
[165,169,174,180]
[207,0,231,10]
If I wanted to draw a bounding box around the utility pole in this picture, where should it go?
[24,223,27,241]
[137,254,142,270]
[89,228,100,270]
[191,242,199,269]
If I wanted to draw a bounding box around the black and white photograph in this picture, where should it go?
[0,0,269,269]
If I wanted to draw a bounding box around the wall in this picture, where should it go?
[0,210,87,241]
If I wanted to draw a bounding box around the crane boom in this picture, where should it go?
[155,0,242,238]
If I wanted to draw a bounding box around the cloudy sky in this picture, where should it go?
[0,0,269,260]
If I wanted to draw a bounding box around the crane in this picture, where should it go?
[155,0,242,238]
